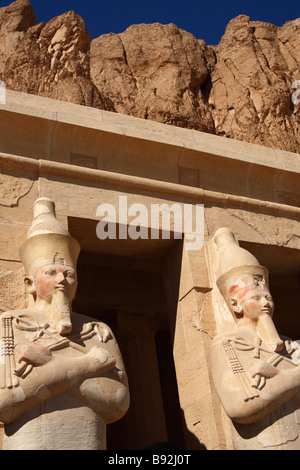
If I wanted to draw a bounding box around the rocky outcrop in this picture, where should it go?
[0,0,37,74]
[1,0,111,109]
[0,0,299,152]
[90,23,216,133]
[210,16,300,152]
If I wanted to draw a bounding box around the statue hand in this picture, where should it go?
[249,360,279,389]
[15,342,52,378]
[79,322,111,343]
[94,324,111,342]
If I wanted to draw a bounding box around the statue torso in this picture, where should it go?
[0,309,129,450]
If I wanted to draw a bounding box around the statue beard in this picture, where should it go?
[256,314,283,353]
[50,289,72,336]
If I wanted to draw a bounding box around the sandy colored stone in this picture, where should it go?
[0,198,129,450]
[1,1,112,109]
[209,228,300,449]
[0,52,298,449]
[209,15,300,153]
[90,23,214,132]
[0,167,34,207]
[0,0,37,74]
[0,267,27,312]
[0,2,298,151]
[0,22,300,450]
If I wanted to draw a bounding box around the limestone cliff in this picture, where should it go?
[0,0,299,152]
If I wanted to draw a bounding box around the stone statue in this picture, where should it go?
[210,228,300,450]
[0,198,129,450]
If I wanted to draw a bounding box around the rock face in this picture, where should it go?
[0,0,110,109]
[0,0,299,152]
[210,16,300,152]
[90,23,215,133]
[0,0,36,74]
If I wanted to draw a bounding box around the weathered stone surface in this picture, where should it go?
[0,85,299,450]
[0,198,130,450]
[1,1,112,109]
[0,1,299,151]
[0,268,26,312]
[0,167,34,207]
[209,227,300,449]
[0,0,37,74]
[90,23,215,132]
[209,15,300,153]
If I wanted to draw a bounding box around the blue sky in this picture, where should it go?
[1,0,299,45]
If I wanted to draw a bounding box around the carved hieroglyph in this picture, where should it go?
[0,198,129,450]
[209,228,300,450]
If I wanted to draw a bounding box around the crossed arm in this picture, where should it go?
[210,336,300,424]
[0,343,118,424]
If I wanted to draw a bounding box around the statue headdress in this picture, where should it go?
[19,198,81,276]
[213,227,269,306]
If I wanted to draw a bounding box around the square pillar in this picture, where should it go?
[171,241,233,450]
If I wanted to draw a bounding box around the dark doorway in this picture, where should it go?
[69,217,185,449]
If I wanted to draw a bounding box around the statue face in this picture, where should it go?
[230,287,274,322]
[33,263,78,303]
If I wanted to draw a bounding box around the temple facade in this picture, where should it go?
[0,89,299,450]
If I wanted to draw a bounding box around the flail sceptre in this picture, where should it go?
[0,316,19,389]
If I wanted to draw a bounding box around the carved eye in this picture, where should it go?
[45,269,56,276]
[265,294,273,302]
[251,295,260,301]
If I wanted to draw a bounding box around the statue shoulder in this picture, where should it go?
[211,331,237,348]
[211,327,258,347]
[0,309,33,319]
[71,312,115,343]
[71,311,111,329]
[0,309,28,318]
